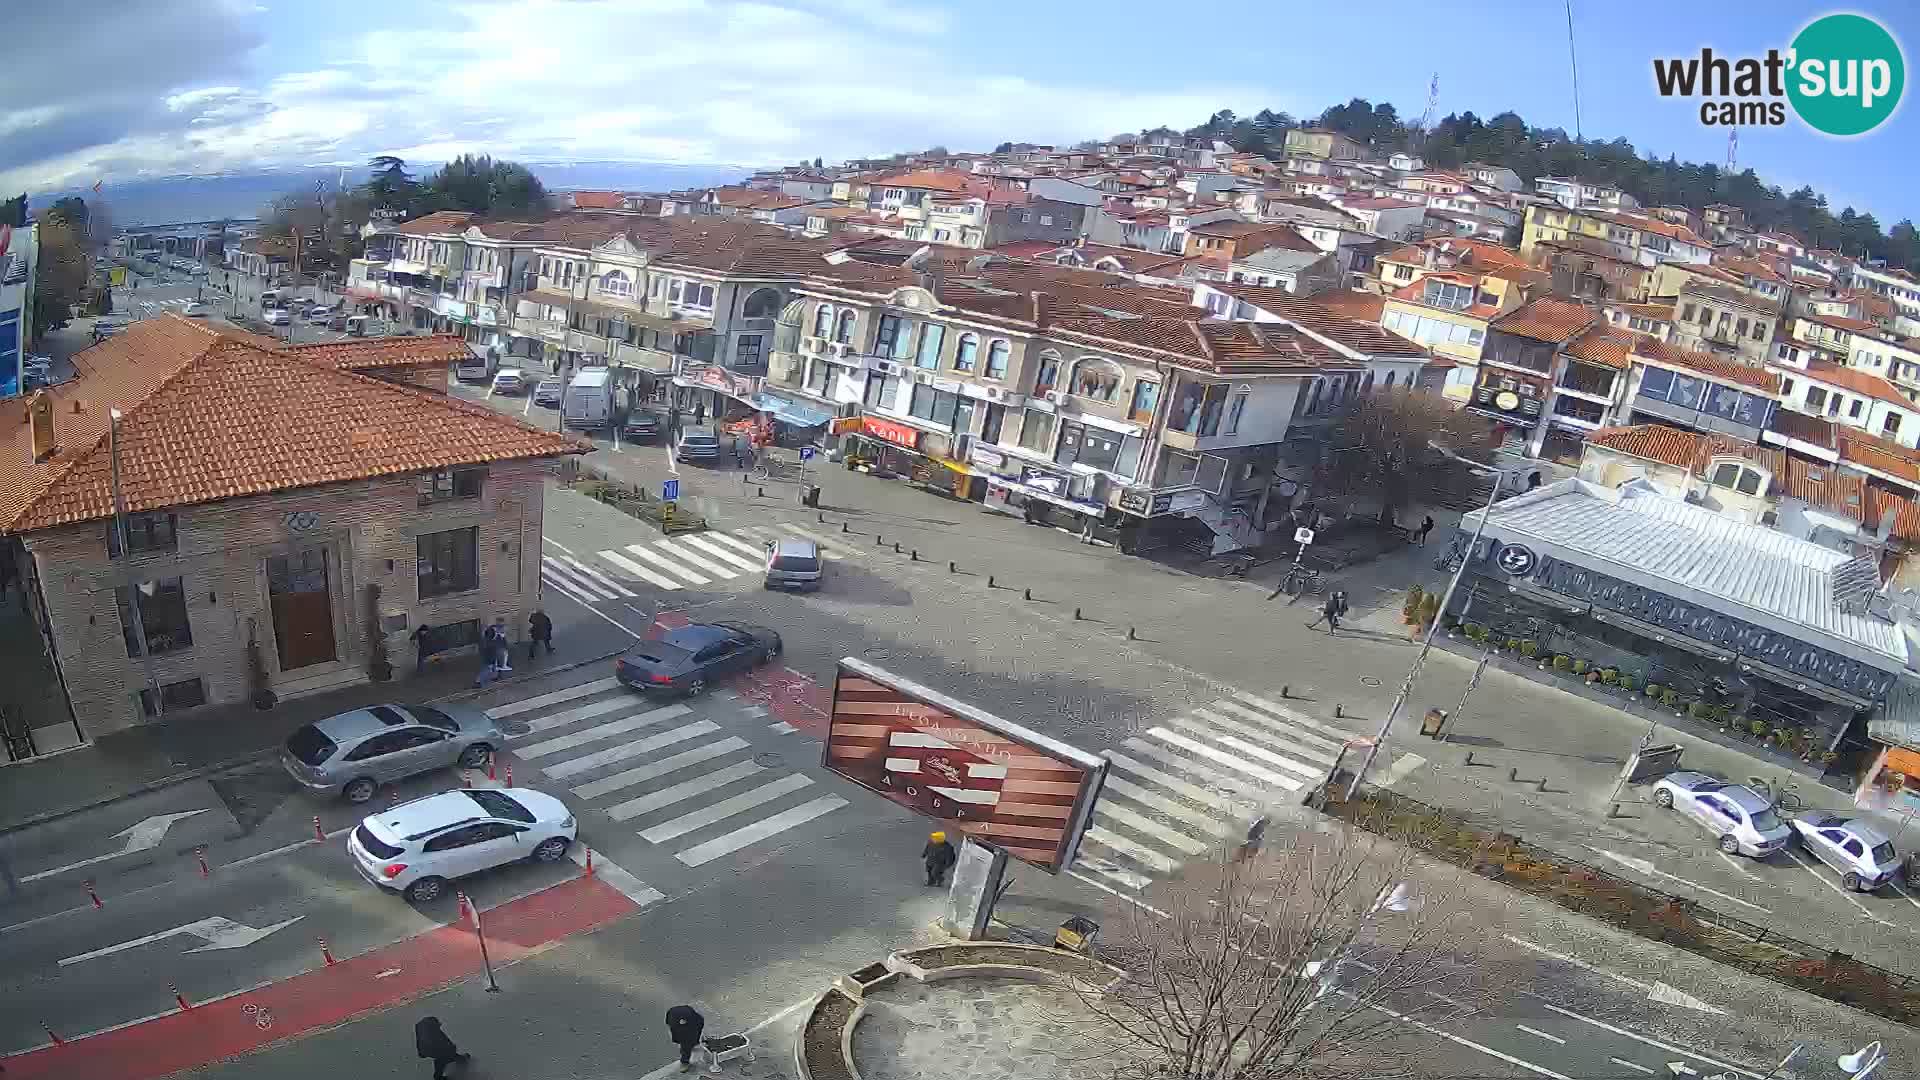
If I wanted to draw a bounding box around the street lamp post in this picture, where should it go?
[1346,447,1502,798]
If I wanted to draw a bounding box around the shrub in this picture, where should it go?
[1571,658,1590,675]
[1403,587,1424,619]
[1504,636,1522,652]
[1619,674,1638,693]
[1644,682,1662,698]
[1750,720,1769,739]
[1688,701,1714,721]
[1659,689,1679,708]
[1599,668,1618,686]
[1519,640,1539,659]
[1552,654,1572,672]
[1463,622,1485,641]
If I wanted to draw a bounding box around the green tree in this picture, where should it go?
[363,155,418,213]
[32,218,89,336]
[412,154,549,218]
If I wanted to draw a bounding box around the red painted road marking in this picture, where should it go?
[732,667,829,738]
[649,610,691,639]
[2,875,638,1080]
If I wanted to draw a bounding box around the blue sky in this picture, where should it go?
[4,1,1914,224]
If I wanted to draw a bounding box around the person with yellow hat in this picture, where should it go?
[922,830,957,887]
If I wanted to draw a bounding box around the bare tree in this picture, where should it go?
[1062,815,1521,1080]
[1314,387,1496,517]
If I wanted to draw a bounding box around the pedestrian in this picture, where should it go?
[1237,814,1270,863]
[489,617,513,673]
[529,609,554,657]
[409,623,433,675]
[922,830,958,887]
[692,400,706,427]
[666,1004,705,1072]
[668,405,681,437]
[414,1016,470,1079]
[733,433,746,468]
[1308,592,1341,635]
[1417,515,1435,547]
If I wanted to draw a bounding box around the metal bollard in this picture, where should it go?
[842,522,850,533]
[1023,588,1033,600]
[41,1021,63,1045]
[1280,685,1291,699]
[893,541,902,553]
[196,847,210,878]
[948,561,956,573]
[1127,626,1138,640]
[910,549,919,561]
[172,984,193,1011]
[84,879,102,908]
[987,574,996,588]
[1334,704,1343,718]
[757,487,766,498]
[876,534,885,546]
[320,936,337,965]
[1463,750,1476,767]
[1507,767,1519,783]
[1536,777,1549,793]
[314,816,326,842]
[818,512,826,523]
[1073,607,1083,620]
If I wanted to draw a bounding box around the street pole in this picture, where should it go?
[1346,463,1500,799]
[471,900,501,993]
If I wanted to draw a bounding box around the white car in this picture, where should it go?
[182,302,211,318]
[491,368,530,395]
[263,308,291,326]
[347,787,576,903]
[1650,771,1790,857]
[1789,812,1902,891]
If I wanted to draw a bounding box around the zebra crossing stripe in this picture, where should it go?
[674,795,848,867]
[517,704,693,759]
[570,737,750,799]
[1215,733,1327,783]
[1207,698,1351,756]
[699,531,769,560]
[542,563,609,604]
[1190,706,1340,767]
[542,721,719,780]
[1099,773,1236,836]
[619,544,710,586]
[1114,740,1259,801]
[677,534,761,573]
[551,552,637,597]
[1144,727,1304,791]
[653,538,738,578]
[754,523,856,561]
[1104,752,1249,819]
[1072,861,1154,893]
[1083,825,1178,874]
[1091,800,1213,856]
[1229,692,1363,744]
[639,772,815,843]
[597,548,688,590]
[511,694,646,737]
[542,557,615,601]
[606,758,766,822]
[486,677,619,720]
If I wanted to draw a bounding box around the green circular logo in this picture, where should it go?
[1787,13,1905,136]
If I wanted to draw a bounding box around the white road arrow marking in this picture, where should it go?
[1667,1063,1697,1077]
[1647,981,1725,1016]
[22,809,212,882]
[58,915,302,966]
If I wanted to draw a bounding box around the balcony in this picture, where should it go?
[1549,393,1607,428]
[1555,361,1618,400]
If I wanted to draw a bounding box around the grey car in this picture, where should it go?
[763,537,823,591]
[281,703,502,803]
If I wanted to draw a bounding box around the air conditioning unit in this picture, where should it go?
[831,341,853,357]
[873,360,901,376]
[1044,390,1068,405]
[984,387,1003,400]
[913,371,934,384]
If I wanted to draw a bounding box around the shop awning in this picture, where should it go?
[752,394,833,428]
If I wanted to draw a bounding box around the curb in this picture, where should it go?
[0,649,628,839]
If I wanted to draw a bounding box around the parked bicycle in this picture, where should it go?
[1747,775,1806,814]
[1433,535,1469,573]
[1268,563,1322,600]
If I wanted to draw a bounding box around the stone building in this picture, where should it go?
[0,315,580,741]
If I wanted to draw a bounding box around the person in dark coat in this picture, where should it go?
[1308,592,1343,635]
[409,623,434,675]
[529,609,554,656]
[488,617,512,673]
[1417,516,1435,546]
[666,1004,705,1071]
[922,830,958,887]
[414,1016,469,1079]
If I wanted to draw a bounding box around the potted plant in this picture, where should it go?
[1688,701,1714,722]
[1619,674,1639,694]
[1462,622,1485,643]
[1419,594,1440,630]
[1820,751,1839,768]
[1520,640,1539,663]
[1552,654,1572,674]
[365,583,393,682]
[1572,658,1590,677]
[1403,587,1424,625]
[1504,636,1522,653]
[1659,688,1679,709]
[1645,682,1662,699]
[1599,668,1618,687]
[1749,720,1769,742]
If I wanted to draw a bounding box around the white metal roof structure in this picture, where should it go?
[1461,478,1909,673]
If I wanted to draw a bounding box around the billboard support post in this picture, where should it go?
[943,837,1008,941]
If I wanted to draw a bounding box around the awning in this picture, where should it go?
[756,396,834,428]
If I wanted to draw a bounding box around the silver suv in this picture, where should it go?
[281,703,502,803]
[764,537,823,591]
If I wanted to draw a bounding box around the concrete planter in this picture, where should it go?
[797,988,858,1080]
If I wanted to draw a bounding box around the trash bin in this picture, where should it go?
[1055,915,1099,953]
[1419,708,1448,737]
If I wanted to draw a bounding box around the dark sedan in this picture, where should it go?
[623,407,663,438]
[614,622,782,695]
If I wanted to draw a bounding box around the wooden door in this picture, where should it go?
[268,548,337,671]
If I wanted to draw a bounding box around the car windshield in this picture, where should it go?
[285,725,335,765]
[1689,780,1725,793]
[354,824,402,859]
[771,556,820,572]
[1749,808,1783,832]
[463,789,535,822]
[1872,841,1897,863]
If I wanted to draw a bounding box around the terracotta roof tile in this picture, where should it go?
[1211,289,1426,359]
[1764,408,1837,449]
[393,211,477,236]
[1492,298,1598,343]
[1563,326,1633,369]
[1802,360,1914,408]
[288,335,472,371]
[569,191,627,209]
[0,315,583,534]
[1632,338,1782,393]
[1839,433,1920,485]
[1587,425,1714,469]
[1310,289,1386,322]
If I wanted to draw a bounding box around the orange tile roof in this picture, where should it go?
[568,191,627,210]
[1839,433,1920,485]
[288,336,473,371]
[1586,425,1715,469]
[1563,326,1633,369]
[1868,487,1920,542]
[0,316,583,534]
[1211,289,1427,358]
[1764,408,1837,449]
[1492,298,1597,343]
[1632,338,1781,393]
[872,169,978,194]
[1802,360,1914,408]
[393,211,477,236]
[1310,289,1386,322]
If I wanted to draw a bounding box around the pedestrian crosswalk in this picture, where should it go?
[484,678,848,868]
[540,521,865,605]
[1069,691,1358,896]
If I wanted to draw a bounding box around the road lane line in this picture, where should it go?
[551,553,636,597]
[486,677,620,719]
[541,567,605,606]
[1716,851,1764,882]
[512,694,649,736]
[542,557,615,601]
[1611,1059,1657,1076]
[1783,848,1898,927]
[1533,1003,1765,1079]
[1503,936,1647,992]
[1592,850,1771,913]
[702,531,773,560]
[1144,727,1303,790]
[565,845,663,907]
[674,795,847,866]
[1513,1024,1565,1045]
[570,738,750,799]
[640,773,816,843]
[1065,869,1171,918]
[1890,879,1920,910]
[1343,992,1571,1080]
[606,759,767,822]
[543,538,576,556]
[1091,799,1212,855]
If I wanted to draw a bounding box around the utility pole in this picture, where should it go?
[1564,0,1583,141]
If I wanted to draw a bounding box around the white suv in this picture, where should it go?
[348,788,577,902]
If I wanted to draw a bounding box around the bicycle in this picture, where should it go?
[1433,535,1469,573]
[1747,775,1805,814]
[1268,564,1322,601]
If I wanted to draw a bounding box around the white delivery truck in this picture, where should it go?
[454,344,498,383]
[561,366,617,432]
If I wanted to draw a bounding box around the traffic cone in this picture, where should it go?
[172,984,193,1011]
[41,1021,63,1045]
[456,891,471,925]
[319,936,336,965]
[583,845,594,876]
[461,770,472,788]
[486,752,496,781]
[84,880,102,908]
[313,816,325,842]
[504,762,513,786]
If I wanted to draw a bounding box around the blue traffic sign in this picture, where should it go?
[799,447,816,461]
[662,478,680,501]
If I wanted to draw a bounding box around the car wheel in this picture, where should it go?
[1652,788,1674,809]
[532,836,569,863]
[344,777,377,804]
[687,678,707,696]
[404,876,448,903]
[458,743,492,770]
[1843,871,1863,891]
[1717,834,1740,855]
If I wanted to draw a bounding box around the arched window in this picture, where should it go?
[1034,349,1061,392]
[986,340,1010,379]
[600,270,633,298]
[1362,371,1375,393]
[835,309,857,344]
[1071,357,1124,402]
[954,333,980,372]
[1384,371,1397,389]
[812,303,834,338]
[743,287,783,319]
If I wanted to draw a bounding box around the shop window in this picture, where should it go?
[864,373,901,410]
[909,384,960,427]
[418,527,479,599]
[419,467,485,506]
[107,511,177,558]
[117,577,193,657]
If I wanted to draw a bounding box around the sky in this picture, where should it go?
[4,0,1917,224]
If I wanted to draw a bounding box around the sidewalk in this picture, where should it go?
[0,635,624,833]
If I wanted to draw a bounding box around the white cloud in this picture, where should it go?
[0,0,1261,192]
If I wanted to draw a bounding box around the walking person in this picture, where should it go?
[1308,591,1342,635]
[409,622,434,675]
[1416,515,1435,547]
[922,830,958,887]
[414,1016,470,1079]
[666,1004,705,1072]
[733,433,747,468]
[528,608,554,657]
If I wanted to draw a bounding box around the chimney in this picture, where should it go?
[28,391,54,462]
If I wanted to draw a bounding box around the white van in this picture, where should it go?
[454,345,498,383]
[561,366,616,431]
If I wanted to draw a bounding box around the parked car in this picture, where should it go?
[347,787,576,903]
[491,368,530,395]
[532,377,564,408]
[305,305,336,324]
[263,308,291,326]
[280,703,502,803]
[621,407,662,438]
[675,425,722,464]
[91,320,127,342]
[614,622,782,696]
[1789,812,1901,891]
[182,302,211,318]
[1650,771,1791,857]
[763,537,823,592]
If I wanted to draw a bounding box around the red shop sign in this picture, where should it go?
[863,417,921,450]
